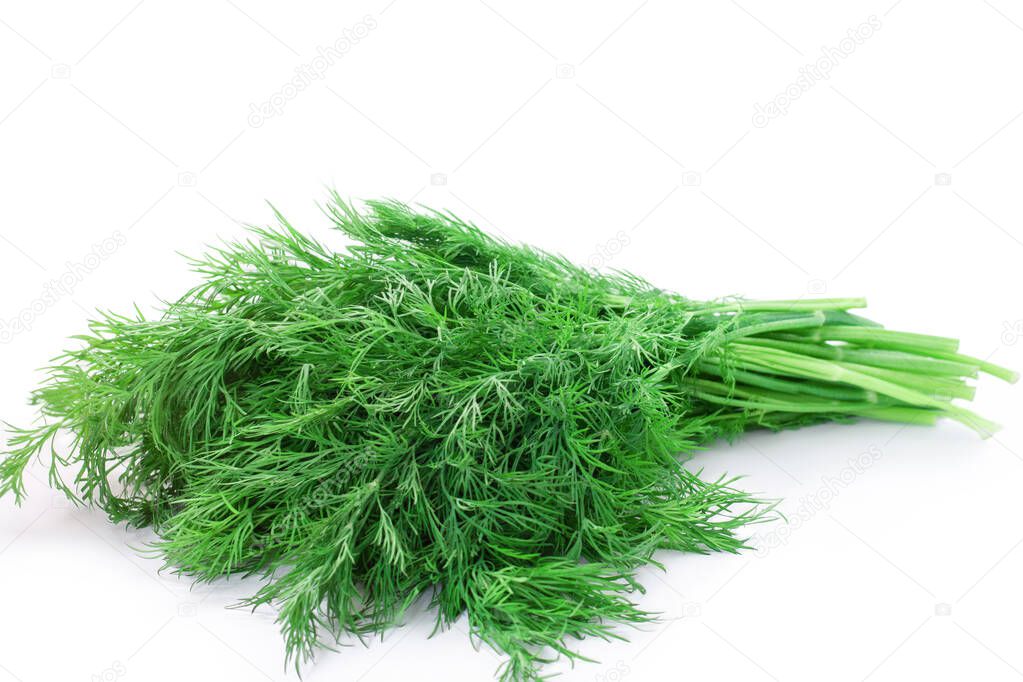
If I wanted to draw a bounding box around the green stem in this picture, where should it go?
[723,311,826,341]
[785,326,960,355]
[699,298,868,314]
[741,337,979,378]
[695,361,873,402]
[930,351,1020,383]
[723,344,997,435]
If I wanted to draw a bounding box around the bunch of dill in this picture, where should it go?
[1,196,1014,680]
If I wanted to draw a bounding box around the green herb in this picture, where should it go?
[2,196,1015,680]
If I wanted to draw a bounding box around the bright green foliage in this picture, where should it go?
[1,196,1015,680]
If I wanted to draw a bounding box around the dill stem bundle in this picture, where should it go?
[1,196,1015,681]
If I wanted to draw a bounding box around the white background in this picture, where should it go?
[2,1,1022,681]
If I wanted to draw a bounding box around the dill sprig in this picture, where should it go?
[2,195,1015,681]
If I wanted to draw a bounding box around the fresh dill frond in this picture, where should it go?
[2,195,1015,681]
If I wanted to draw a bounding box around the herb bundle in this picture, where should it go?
[2,196,1015,680]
